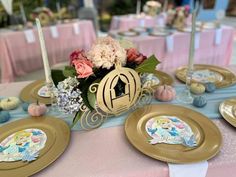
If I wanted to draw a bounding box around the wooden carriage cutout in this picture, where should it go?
[79,62,153,130]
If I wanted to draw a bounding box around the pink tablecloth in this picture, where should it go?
[0,20,96,83]
[110,14,165,31]
[110,26,234,71]
[1,66,236,177]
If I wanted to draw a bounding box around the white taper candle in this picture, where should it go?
[136,0,141,15]
[35,18,51,83]
[188,9,197,71]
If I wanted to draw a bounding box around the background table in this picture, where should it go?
[110,26,234,71]
[110,14,166,31]
[1,66,236,177]
[0,20,96,83]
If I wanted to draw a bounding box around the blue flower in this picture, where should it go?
[32,131,42,136]
[183,135,197,147]
[22,151,39,162]
[169,118,180,122]
[148,128,157,135]
[168,127,178,136]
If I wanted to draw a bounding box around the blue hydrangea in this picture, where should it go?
[54,77,83,114]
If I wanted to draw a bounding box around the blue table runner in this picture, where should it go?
[1,84,236,130]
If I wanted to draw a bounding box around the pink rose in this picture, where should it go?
[73,59,94,78]
[127,48,147,64]
[70,50,88,65]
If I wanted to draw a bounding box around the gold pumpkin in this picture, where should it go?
[190,83,205,95]
[96,64,141,115]
[0,97,20,110]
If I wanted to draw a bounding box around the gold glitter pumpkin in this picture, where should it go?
[96,63,141,115]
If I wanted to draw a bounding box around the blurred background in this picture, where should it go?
[0,0,235,83]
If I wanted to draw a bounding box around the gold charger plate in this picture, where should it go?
[118,31,139,37]
[19,80,51,105]
[219,98,236,127]
[175,64,236,88]
[125,104,222,163]
[0,116,70,177]
[151,70,174,88]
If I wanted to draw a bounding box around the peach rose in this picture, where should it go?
[127,48,147,64]
[73,59,94,78]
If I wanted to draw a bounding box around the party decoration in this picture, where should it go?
[30,7,55,26]
[154,85,176,102]
[0,97,20,110]
[0,129,47,162]
[0,111,10,123]
[22,102,30,112]
[193,96,207,108]
[166,5,190,29]
[145,115,197,147]
[204,82,216,93]
[143,1,162,16]
[52,37,160,129]
[96,63,141,115]
[190,83,205,95]
[28,101,47,117]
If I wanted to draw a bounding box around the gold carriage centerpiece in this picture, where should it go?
[78,62,153,130]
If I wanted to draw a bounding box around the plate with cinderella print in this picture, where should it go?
[38,85,51,98]
[175,64,236,88]
[125,104,222,163]
[141,71,174,89]
[0,116,70,177]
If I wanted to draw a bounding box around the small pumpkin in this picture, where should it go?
[22,102,30,112]
[0,111,10,123]
[28,101,47,117]
[204,82,216,93]
[190,83,205,95]
[193,96,207,108]
[154,85,176,102]
[0,97,20,110]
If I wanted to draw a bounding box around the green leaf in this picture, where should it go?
[79,77,97,111]
[51,69,66,86]
[87,90,96,109]
[135,55,160,73]
[70,111,81,128]
[63,66,77,77]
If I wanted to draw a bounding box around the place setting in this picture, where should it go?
[175,64,236,88]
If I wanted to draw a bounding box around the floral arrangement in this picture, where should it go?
[30,7,55,26]
[166,5,190,29]
[143,1,162,16]
[52,37,159,126]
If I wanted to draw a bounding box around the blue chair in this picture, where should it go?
[189,0,229,21]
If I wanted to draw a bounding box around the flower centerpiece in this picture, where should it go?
[52,37,160,129]
[166,5,190,29]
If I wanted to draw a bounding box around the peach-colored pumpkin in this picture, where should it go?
[28,101,47,117]
[154,85,176,102]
